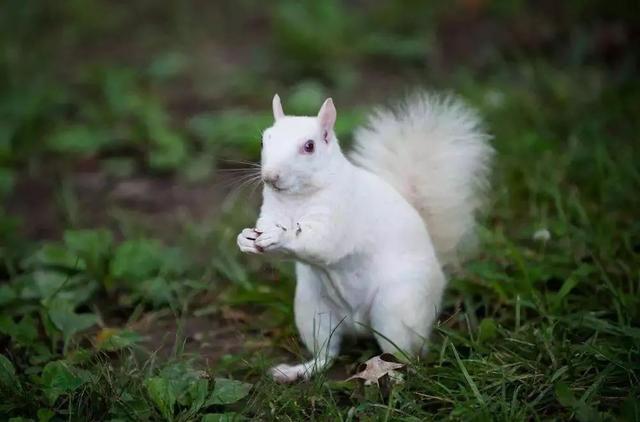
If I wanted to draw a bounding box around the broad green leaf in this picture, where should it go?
[14,315,38,345]
[147,125,188,170]
[63,229,113,276]
[96,328,142,351]
[48,300,97,343]
[29,343,56,366]
[0,314,38,345]
[52,276,99,307]
[30,271,68,300]
[37,409,55,422]
[138,277,173,307]
[40,360,90,404]
[186,378,208,412]
[110,239,164,282]
[66,348,93,365]
[159,247,190,277]
[145,377,176,421]
[64,229,113,256]
[24,271,98,307]
[158,361,205,405]
[47,125,109,155]
[24,244,84,271]
[0,355,19,390]
[101,68,140,116]
[0,284,16,306]
[109,391,153,420]
[206,378,252,405]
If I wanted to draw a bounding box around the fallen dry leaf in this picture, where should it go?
[346,353,406,386]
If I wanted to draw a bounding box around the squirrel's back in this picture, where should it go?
[350,92,493,267]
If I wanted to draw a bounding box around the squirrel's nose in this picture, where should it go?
[262,171,280,186]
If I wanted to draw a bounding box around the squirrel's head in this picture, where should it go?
[260,94,341,195]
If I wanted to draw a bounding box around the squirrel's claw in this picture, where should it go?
[237,228,262,254]
[254,225,287,252]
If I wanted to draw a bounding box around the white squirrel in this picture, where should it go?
[237,92,493,383]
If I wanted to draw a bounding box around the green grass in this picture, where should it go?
[1,1,639,421]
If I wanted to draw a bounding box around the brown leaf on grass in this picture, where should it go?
[346,353,406,386]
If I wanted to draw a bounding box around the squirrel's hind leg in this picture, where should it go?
[369,273,444,359]
[270,264,345,383]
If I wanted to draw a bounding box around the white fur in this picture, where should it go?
[351,93,494,267]
[237,92,492,382]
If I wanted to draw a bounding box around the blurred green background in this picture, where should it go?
[1,1,639,420]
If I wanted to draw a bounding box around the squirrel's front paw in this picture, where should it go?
[254,224,288,252]
[237,228,262,254]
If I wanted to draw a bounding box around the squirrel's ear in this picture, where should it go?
[317,98,336,141]
[272,94,285,121]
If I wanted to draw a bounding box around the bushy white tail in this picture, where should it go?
[350,93,493,267]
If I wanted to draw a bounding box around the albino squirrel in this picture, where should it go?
[237,92,493,383]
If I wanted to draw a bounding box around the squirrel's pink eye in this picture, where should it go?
[303,140,315,154]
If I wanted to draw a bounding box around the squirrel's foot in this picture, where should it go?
[237,228,262,254]
[270,357,333,383]
[269,363,309,383]
[254,225,287,252]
